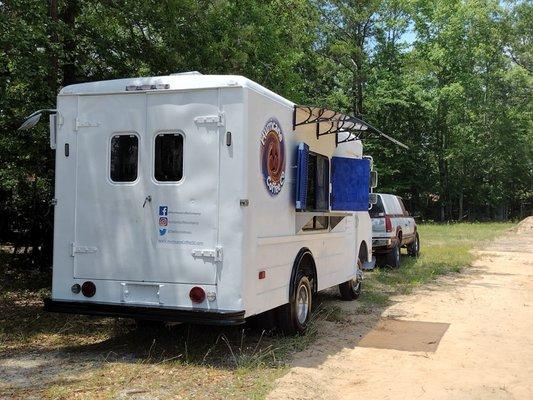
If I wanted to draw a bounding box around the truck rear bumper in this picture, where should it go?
[44,298,246,326]
[372,238,393,248]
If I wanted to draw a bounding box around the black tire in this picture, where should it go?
[386,242,401,268]
[408,232,420,257]
[375,254,386,268]
[339,258,363,300]
[276,272,312,335]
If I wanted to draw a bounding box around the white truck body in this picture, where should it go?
[45,74,373,325]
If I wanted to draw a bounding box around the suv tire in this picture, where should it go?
[386,242,401,268]
[408,232,420,257]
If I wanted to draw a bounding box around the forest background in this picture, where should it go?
[0,0,531,264]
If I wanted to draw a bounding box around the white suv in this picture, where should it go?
[370,193,420,268]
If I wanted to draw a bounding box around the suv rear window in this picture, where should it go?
[369,195,385,217]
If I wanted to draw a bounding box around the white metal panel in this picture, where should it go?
[51,95,78,298]
[144,90,221,284]
[243,89,359,317]
[212,88,247,311]
[58,75,294,110]
[72,91,220,285]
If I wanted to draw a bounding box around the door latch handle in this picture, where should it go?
[143,195,152,208]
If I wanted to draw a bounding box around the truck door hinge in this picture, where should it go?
[191,245,223,262]
[71,242,98,257]
[194,112,225,127]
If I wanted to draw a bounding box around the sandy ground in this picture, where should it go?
[268,221,533,400]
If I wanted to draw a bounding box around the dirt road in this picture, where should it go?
[268,222,533,400]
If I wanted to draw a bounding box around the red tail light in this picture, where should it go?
[189,286,206,303]
[81,281,96,297]
[385,215,393,232]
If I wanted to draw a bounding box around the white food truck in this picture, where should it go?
[20,73,406,333]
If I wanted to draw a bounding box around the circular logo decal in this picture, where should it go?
[260,117,285,196]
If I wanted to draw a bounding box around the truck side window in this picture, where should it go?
[155,133,183,182]
[110,134,138,182]
[306,152,329,211]
[398,198,410,216]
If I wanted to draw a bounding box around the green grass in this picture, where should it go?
[0,222,515,399]
[360,222,515,309]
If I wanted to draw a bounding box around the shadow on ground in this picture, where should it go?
[0,246,478,397]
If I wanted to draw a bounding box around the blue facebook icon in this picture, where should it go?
[159,206,168,216]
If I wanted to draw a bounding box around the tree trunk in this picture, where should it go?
[60,1,80,86]
[458,189,464,221]
[48,0,58,91]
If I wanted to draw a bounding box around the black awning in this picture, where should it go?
[292,105,408,149]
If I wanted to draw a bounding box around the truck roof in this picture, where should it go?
[58,73,293,107]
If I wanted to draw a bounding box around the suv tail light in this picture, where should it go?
[385,215,393,232]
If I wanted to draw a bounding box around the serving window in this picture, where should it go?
[305,152,330,211]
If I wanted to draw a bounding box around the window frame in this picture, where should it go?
[108,132,140,185]
[152,130,185,185]
[397,197,410,216]
[304,151,330,212]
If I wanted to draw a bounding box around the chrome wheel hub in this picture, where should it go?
[296,284,309,324]
[352,268,363,291]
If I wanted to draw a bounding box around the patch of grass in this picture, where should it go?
[362,222,514,302]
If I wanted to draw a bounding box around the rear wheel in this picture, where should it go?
[276,272,312,335]
[408,232,420,257]
[386,242,401,268]
[339,258,363,300]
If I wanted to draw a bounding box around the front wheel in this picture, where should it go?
[408,232,420,257]
[339,259,363,300]
[276,273,312,334]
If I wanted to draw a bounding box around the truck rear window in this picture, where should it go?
[110,134,138,182]
[155,133,183,182]
[369,195,385,217]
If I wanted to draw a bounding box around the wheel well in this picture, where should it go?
[289,248,317,299]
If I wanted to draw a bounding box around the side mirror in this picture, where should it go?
[370,170,378,189]
[18,113,42,130]
[369,193,378,205]
[18,109,57,131]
